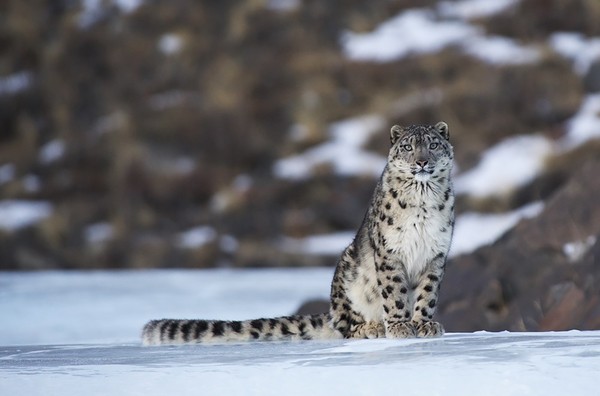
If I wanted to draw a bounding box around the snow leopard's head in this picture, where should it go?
[388,122,453,182]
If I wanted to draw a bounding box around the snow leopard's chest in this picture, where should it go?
[375,184,453,283]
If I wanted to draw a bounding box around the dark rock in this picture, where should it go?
[584,60,600,92]
[538,282,586,331]
[439,159,600,332]
[294,299,329,315]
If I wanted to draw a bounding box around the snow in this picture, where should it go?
[39,139,66,164]
[450,201,544,257]
[0,269,333,345]
[453,94,600,200]
[454,134,554,198]
[232,173,253,192]
[0,200,53,231]
[0,163,16,185]
[563,235,597,263]
[342,9,478,62]
[274,115,387,180]
[219,234,239,254]
[560,93,600,150]
[84,222,114,245]
[1,167,41,193]
[1,269,599,396]
[79,0,143,28]
[158,33,183,55]
[266,0,300,12]
[550,32,600,75]
[22,174,42,193]
[177,226,218,249]
[438,0,520,19]
[2,332,599,396]
[342,5,539,66]
[462,35,540,65]
[210,174,254,213]
[114,0,143,13]
[0,71,32,96]
[280,231,355,256]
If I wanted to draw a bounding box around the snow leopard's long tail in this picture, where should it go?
[142,313,342,345]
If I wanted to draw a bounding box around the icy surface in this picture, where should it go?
[1,270,599,396]
[1,332,599,396]
[0,269,334,346]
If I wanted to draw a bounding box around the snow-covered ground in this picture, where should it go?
[1,269,599,396]
[0,269,333,346]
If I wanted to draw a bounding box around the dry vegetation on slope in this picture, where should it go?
[1,0,599,282]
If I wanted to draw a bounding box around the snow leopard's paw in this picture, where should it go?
[385,321,417,338]
[349,321,386,339]
[413,320,444,338]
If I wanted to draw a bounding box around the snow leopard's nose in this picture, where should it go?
[416,160,428,168]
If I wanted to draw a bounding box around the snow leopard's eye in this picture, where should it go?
[429,142,439,150]
[403,144,413,151]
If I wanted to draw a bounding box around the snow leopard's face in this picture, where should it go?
[388,122,453,182]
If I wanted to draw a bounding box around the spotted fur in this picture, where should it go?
[142,122,454,345]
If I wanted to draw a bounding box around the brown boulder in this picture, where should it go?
[439,158,600,331]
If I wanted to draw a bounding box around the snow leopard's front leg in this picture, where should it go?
[372,243,415,338]
[330,245,384,339]
[410,253,446,337]
[330,247,364,337]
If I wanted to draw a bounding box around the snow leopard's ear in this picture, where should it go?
[390,125,403,145]
[436,121,449,140]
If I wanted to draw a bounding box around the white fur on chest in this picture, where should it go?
[383,183,452,283]
[387,207,448,282]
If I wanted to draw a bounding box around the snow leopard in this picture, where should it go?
[142,121,454,345]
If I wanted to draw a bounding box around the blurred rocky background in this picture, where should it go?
[1,0,599,331]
